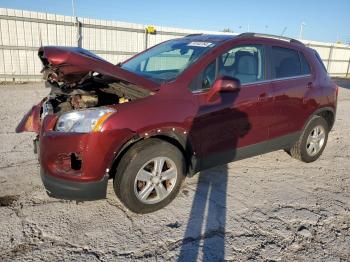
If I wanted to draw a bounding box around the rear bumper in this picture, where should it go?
[40,168,109,201]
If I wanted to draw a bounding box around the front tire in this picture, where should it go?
[113,138,186,213]
[288,116,329,163]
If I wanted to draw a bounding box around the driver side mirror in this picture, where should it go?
[207,76,241,102]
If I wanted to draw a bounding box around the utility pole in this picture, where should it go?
[280,27,287,36]
[299,22,306,40]
[72,0,76,17]
[71,0,81,47]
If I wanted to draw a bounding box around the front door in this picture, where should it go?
[189,44,274,169]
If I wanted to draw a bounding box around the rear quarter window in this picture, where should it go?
[314,51,328,73]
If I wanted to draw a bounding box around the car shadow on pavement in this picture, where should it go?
[178,165,229,261]
[178,83,251,261]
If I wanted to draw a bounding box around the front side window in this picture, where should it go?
[201,61,216,90]
[189,45,265,92]
[121,39,216,83]
[219,45,265,84]
[271,47,303,78]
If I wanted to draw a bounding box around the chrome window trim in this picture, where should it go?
[268,74,311,83]
[191,74,312,94]
[192,88,210,94]
[243,74,312,86]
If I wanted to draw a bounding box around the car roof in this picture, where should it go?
[183,34,236,43]
[183,33,305,47]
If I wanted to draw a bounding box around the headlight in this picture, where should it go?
[55,108,115,133]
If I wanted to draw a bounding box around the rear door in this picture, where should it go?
[268,46,314,140]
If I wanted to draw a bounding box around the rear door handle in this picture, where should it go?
[307,82,313,89]
[258,93,267,101]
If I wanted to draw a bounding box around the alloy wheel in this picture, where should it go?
[306,125,326,156]
[134,157,178,204]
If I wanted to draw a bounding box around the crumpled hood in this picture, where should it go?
[38,46,159,92]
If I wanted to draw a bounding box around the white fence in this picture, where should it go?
[0,7,349,82]
[302,39,350,78]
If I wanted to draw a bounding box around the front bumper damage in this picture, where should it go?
[17,105,136,201]
[38,129,135,201]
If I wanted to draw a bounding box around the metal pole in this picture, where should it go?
[327,45,334,72]
[5,13,14,81]
[72,0,76,17]
[299,22,306,40]
[76,19,82,47]
[144,28,148,50]
[0,17,5,79]
[71,0,81,47]
[39,27,42,47]
[280,26,287,36]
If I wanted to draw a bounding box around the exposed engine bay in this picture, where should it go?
[42,76,154,115]
[37,46,157,116]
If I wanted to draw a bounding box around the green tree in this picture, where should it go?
[222,28,234,33]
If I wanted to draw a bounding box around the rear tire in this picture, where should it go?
[113,138,186,213]
[288,116,329,163]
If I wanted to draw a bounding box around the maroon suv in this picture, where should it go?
[16,33,338,213]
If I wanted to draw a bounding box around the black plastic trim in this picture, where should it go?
[195,131,301,172]
[40,169,108,201]
[304,107,336,131]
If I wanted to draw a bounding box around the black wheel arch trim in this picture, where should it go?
[303,106,336,131]
[109,129,194,179]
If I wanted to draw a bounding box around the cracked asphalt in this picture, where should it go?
[0,81,350,261]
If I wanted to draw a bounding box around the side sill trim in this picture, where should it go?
[194,131,301,172]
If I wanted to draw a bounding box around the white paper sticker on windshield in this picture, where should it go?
[187,41,214,47]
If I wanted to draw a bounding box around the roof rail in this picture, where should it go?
[237,33,304,45]
[185,33,203,37]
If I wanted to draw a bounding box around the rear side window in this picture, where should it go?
[271,47,302,78]
[314,51,328,73]
[299,52,311,74]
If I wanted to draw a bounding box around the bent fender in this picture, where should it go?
[16,102,42,133]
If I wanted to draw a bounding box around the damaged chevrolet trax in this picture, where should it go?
[17,33,338,213]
